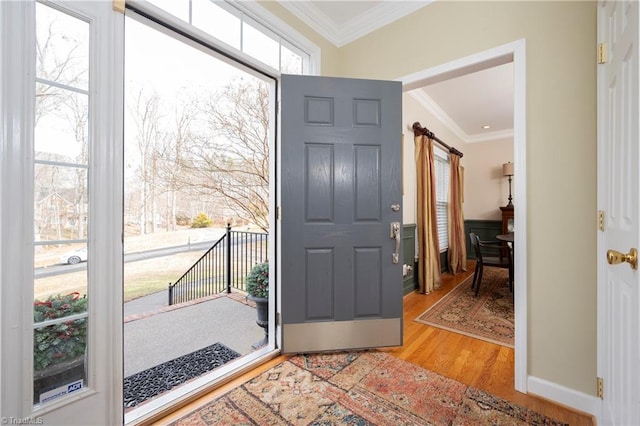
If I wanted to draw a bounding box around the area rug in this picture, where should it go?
[124,342,240,408]
[415,267,514,347]
[170,351,565,425]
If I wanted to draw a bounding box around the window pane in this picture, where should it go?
[35,3,89,90]
[281,44,303,75]
[243,22,279,70]
[192,0,241,49]
[35,84,88,163]
[34,164,88,242]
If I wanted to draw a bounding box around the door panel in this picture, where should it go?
[279,75,402,353]
[597,1,640,425]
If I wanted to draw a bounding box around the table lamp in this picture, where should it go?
[502,162,514,208]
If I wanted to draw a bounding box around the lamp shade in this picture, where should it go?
[502,162,514,176]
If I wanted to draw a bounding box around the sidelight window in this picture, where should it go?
[32,2,90,407]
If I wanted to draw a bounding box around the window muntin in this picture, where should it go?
[33,2,90,407]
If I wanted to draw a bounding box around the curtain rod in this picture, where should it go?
[412,122,463,158]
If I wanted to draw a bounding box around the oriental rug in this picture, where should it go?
[415,267,514,347]
[170,351,565,425]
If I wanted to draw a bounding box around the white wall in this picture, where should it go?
[464,137,514,220]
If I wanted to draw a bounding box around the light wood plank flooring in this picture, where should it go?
[155,265,595,425]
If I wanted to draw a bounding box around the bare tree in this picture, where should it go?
[61,94,89,239]
[35,13,87,124]
[155,102,198,231]
[130,90,164,234]
[183,79,270,231]
[33,7,89,245]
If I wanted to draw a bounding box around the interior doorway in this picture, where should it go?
[400,40,527,392]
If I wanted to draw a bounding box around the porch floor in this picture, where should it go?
[124,291,263,377]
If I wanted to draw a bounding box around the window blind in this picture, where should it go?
[434,149,450,252]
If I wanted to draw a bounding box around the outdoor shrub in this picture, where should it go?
[33,292,87,371]
[246,261,269,298]
[191,212,212,228]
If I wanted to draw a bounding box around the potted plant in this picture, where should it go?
[245,261,269,348]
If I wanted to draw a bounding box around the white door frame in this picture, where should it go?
[399,39,527,393]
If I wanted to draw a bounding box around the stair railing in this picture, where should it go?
[168,224,268,305]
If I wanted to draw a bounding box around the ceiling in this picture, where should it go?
[277,0,514,143]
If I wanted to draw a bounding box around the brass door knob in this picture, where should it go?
[607,248,638,270]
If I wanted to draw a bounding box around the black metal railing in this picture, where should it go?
[168,224,268,305]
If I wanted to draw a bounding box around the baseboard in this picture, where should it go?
[527,375,601,421]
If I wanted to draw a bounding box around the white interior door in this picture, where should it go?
[597,1,640,425]
[0,1,124,423]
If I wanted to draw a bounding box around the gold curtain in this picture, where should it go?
[447,153,467,274]
[415,135,441,293]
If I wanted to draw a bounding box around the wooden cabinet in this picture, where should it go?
[500,206,514,234]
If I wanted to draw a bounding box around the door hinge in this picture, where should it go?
[598,210,605,231]
[276,206,281,220]
[598,43,607,64]
[276,312,281,326]
[597,377,604,399]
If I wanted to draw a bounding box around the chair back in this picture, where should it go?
[469,232,481,260]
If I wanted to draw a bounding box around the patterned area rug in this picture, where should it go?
[170,351,565,425]
[415,267,514,347]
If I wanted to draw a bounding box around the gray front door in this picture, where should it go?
[279,74,403,353]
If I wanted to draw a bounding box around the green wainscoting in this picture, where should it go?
[464,219,502,259]
[402,223,452,295]
[402,224,416,295]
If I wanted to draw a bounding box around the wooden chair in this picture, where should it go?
[469,232,513,297]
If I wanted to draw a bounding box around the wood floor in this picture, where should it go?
[155,266,595,425]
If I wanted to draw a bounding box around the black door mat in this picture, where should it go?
[124,342,241,408]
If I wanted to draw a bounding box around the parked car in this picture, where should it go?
[60,247,88,265]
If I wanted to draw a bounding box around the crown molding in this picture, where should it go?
[409,90,513,144]
[279,1,433,47]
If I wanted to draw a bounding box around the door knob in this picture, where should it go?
[607,248,638,270]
